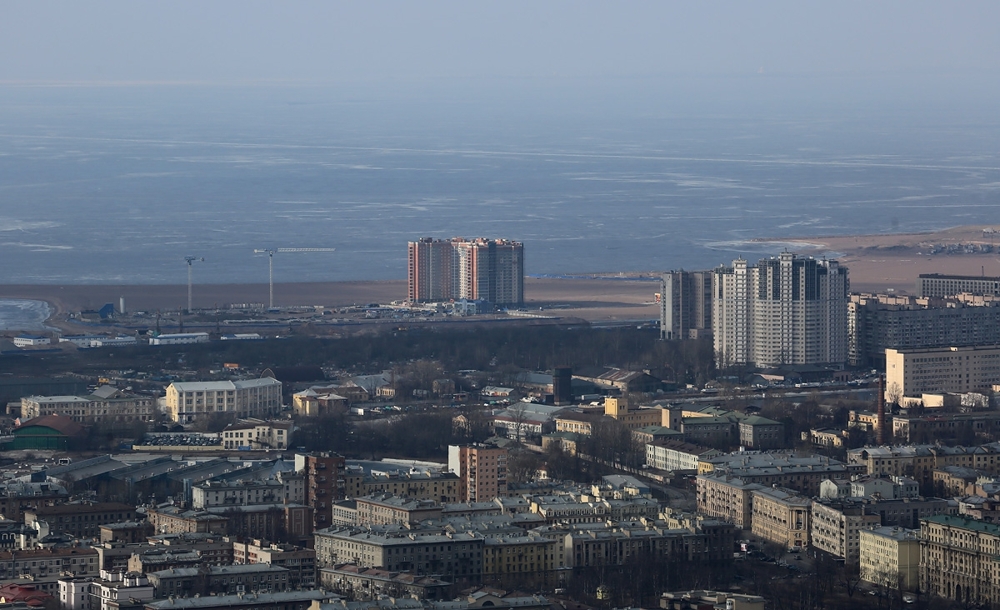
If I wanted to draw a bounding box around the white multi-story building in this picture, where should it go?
[149,332,210,346]
[885,345,1000,398]
[13,335,50,347]
[859,526,919,591]
[221,419,292,450]
[713,252,848,368]
[164,378,283,423]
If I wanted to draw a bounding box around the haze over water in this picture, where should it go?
[1,78,999,287]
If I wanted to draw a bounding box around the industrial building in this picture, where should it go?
[407,237,524,306]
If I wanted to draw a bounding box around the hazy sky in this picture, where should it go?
[3,2,999,84]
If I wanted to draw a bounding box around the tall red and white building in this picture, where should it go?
[407,237,524,306]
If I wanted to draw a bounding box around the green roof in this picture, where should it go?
[923,514,1000,535]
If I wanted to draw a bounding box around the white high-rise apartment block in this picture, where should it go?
[164,378,283,423]
[712,252,848,368]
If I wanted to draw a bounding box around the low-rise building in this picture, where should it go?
[810,499,880,564]
[0,547,99,581]
[750,487,811,550]
[19,385,156,425]
[646,440,721,472]
[143,590,332,610]
[232,539,317,589]
[738,416,785,450]
[919,514,1000,605]
[164,378,283,424]
[355,495,443,526]
[696,474,762,529]
[318,564,452,601]
[24,502,138,539]
[314,527,486,583]
[859,526,919,591]
[147,563,289,596]
[221,419,292,450]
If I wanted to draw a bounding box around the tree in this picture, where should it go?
[885,382,903,407]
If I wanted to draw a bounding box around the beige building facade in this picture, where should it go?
[919,515,1000,605]
[886,345,1000,398]
[164,378,283,423]
[860,526,919,591]
[810,500,880,564]
[750,487,811,550]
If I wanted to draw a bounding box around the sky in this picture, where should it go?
[2,2,999,85]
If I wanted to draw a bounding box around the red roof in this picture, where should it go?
[16,414,86,437]
[0,583,55,607]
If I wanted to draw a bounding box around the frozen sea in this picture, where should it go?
[0,77,998,286]
[0,299,51,331]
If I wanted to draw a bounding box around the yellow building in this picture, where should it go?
[603,397,664,430]
[750,487,811,550]
[859,526,920,591]
[483,534,556,583]
[919,515,1000,604]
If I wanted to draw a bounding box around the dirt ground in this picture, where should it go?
[0,277,661,326]
[760,225,1000,294]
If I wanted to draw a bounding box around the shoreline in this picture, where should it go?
[4,225,1000,332]
[0,277,662,331]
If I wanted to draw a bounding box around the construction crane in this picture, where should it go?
[184,256,204,312]
[253,248,336,309]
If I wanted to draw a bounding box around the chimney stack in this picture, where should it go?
[877,375,887,445]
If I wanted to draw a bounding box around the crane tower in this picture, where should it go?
[253,248,336,309]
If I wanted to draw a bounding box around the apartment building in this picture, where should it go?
[702,453,863,496]
[660,270,713,340]
[448,445,508,502]
[407,237,524,306]
[919,515,1000,605]
[750,487,812,550]
[147,563,289,597]
[354,495,443,526]
[713,253,849,368]
[232,539,317,589]
[483,534,557,584]
[296,452,347,531]
[164,378,283,423]
[848,293,1000,367]
[859,526,919,591]
[916,273,1000,298]
[695,474,762,529]
[0,548,99,581]
[810,500,880,564]
[314,527,486,583]
[342,470,460,504]
[848,443,1000,489]
[24,503,137,539]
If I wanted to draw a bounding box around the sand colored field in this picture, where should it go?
[0,277,660,327]
[3,225,993,331]
[762,225,1000,294]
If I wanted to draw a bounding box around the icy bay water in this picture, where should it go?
[0,79,998,285]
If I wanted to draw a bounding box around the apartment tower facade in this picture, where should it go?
[660,270,713,340]
[407,237,524,306]
[712,252,848,368]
